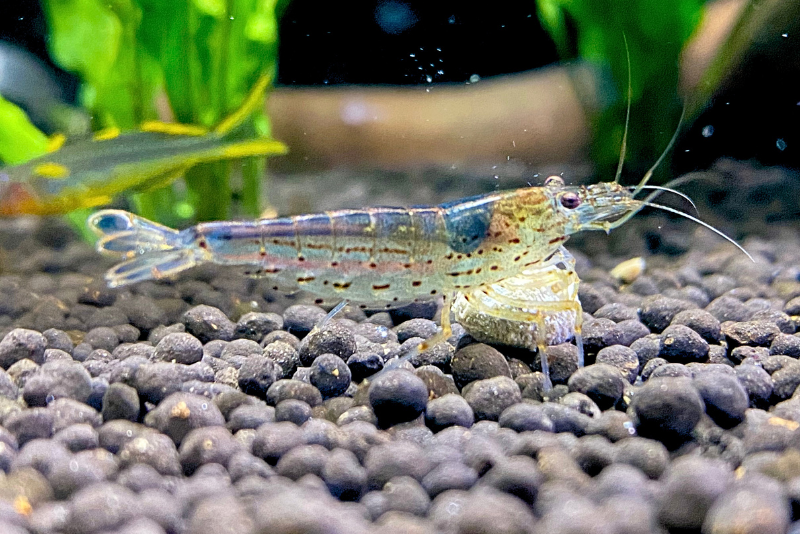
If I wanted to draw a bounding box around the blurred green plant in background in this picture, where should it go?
[0,94,51,165]
[38,0,286,225]
[537,0,705,181]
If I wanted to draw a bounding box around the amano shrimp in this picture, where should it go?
[88,165,748,385]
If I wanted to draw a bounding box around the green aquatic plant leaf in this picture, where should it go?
[41,0,282,225]
[0,95,49,165]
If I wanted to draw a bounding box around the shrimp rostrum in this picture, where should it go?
[89,171,746,383]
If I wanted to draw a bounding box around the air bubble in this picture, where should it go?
[777,138,787,151]
[469,74,480,83]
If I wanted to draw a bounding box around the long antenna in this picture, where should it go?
[614,33,632,184]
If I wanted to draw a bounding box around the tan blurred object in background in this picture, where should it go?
[269,0,748,172]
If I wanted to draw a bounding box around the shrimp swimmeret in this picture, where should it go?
[88,163,748,386]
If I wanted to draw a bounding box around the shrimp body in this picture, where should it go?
[89,181,639,305]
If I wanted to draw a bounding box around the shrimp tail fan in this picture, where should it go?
[88,209,200,287]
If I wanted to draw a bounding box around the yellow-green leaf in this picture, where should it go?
[0,94,49,165]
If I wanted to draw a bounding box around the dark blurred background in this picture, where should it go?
[1,0,798,171]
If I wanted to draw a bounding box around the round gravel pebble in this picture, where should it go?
[133,362,186,404]
[143,392,225,446]
[369,369,428,427]
[703,485,790,534]
[276,443,329,480]
[478,455,543,504]
[659,324,709,363]
[347,352,384,382]
[263,341,301,378]
[771,362,800,401]
[83,326,120,352]
[630,377,705,449]
[234,311,283,341]
[282,304,327,336]
[275,399,313,426]
[541,343,580,385]
[101,382,141,422]
[267,379,323,407]
[364,440,432,490]
[595,345,639,383]
[771,333,800,357]
[567,363,625,410]
[298,323,357,366]
[693,371,749,428]
[322,447,367,500]
[251,421,305,465]
[182,305,235,342]
[463,376,521,422]
[706,295,750,323]
[425,394,474,431]
[67,482,141,533]
[394,318,438,343]
[639,295,696,333]
[594,303,639,322]
[153,332,203,364]
[310,354,352,398]
[671,309,722,343]
[656,456,734,531]
[450,344,511,390]
[722,320,781,348]
[226,403,276,432]
[42,328,74,353]
[237,355,281,398]
[23,360,93,407]
[734,364,773,407]
[0,328,46,368]
[613,437,670,479]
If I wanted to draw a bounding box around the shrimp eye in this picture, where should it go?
[559,192,581,209]
[544,175,564,187]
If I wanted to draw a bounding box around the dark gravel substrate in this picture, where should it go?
[1,170,800,533]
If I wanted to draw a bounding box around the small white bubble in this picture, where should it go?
[701,125,714,137]
[469,74,480,83]
[410,53,415,57]
[425,75,432,83]
[436,48,441,52]
[777,138,787,151]
[782,33,789,38]
[437,70,444,75]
